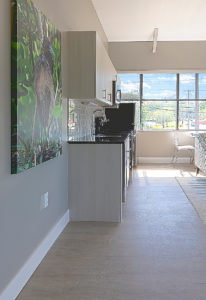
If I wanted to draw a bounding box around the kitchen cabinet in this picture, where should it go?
[62,31,117,105]
[68,143,122,222]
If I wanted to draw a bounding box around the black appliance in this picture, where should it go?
[102,103,135,133]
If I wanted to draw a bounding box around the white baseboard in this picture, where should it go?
[0,209,70,300]
[137,157,192,164]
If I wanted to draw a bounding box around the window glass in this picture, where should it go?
[135,101,141,130]
[179,100,206,130]
[179,101,196,129]
[199,74,206,99]
[142,101,176,130]
[179,73,195,99]
[199,101,206,129]
[143,74,176,99]
[119,73,140,99]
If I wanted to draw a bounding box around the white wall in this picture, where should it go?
[136,131,195,162]
[109,41,206,72]
[0,0,107,295]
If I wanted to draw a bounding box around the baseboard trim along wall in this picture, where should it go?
[137,157,192,164]
[0,210,70,300]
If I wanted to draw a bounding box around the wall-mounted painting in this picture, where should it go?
[11,0,62,174]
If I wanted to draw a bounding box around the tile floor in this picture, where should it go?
[136,163,205,178]
[18,164,206,300]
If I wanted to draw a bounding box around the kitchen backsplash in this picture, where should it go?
[68,100,104,140]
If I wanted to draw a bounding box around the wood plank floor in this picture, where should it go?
[18,164,206,300]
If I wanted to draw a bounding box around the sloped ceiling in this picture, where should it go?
[92,0,206,41]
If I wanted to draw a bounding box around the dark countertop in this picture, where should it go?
[67,131,132,144]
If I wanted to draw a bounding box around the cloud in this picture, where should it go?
[121,81,139,93]
[160,90,176,98]
[146,75,176,83]
[144,90,176,99]
[201,76,206,84]
[153,76,176,82]
[143,82,151,89]
[180,74,195,84]
[179,91,195,99]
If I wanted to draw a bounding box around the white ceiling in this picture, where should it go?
[91,0,206,42]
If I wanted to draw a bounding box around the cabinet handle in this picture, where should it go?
[108,93,112,102]
[102,89,106,99]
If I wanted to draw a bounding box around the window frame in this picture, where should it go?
[119,72,206,131]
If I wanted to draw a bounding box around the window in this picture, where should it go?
[119,73,206,131]
[143,74,176,100]
[179,73,195,99]
[142,101,176,130]
[179,101,196,130]
[199,74,206,99]
[118,73,140,100]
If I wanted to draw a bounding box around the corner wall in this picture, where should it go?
[0,0,69,293]
[0,0,108,295]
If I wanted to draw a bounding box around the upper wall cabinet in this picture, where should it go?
[62,31,117,106]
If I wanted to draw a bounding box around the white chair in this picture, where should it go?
[172,132,195,164]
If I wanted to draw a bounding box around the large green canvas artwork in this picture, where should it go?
[11,0,62,174]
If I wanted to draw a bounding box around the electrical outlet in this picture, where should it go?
[40,192,49,211]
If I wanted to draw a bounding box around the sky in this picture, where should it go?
[119,73,206,100]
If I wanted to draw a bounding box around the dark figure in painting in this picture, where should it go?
[34,36,55,144]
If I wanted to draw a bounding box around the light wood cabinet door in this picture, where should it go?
[62,31,117,106]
